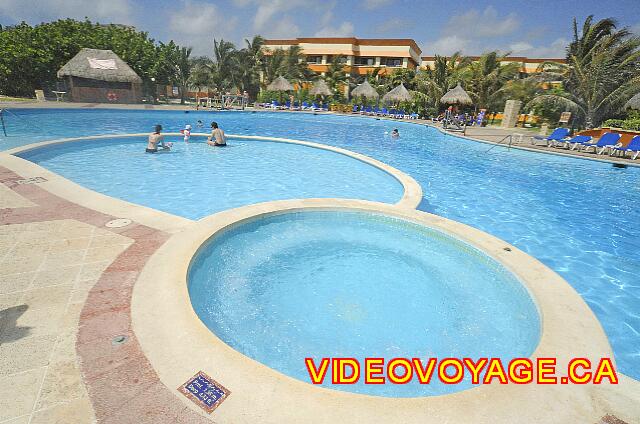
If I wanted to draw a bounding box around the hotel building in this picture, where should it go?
[263,38,565,78]
[420,56,567,76]
[262,38,423,76]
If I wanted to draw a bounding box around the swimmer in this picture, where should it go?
[146,124,171,153]
[207,121,227,147]
[391,128,400,139]
[196,120,204,128]
[181,124,192,142]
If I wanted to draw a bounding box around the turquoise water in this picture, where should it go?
[188,211,540,397]
[2,108,639,381]
[18,137,403,219]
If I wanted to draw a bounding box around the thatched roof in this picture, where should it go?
[309,80,332,96]
[625,93,640,110]
[382,83,412,103]
[351,81,379,99]
[57,48,142,83]
[267,76,294,91]
[440,83,473,105]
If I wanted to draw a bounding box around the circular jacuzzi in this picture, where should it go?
[188,210,541,397]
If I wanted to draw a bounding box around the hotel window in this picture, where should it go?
[327,55,348,64]
[384,58,403,67]
[306,55,322,64]
[354,57,375,66]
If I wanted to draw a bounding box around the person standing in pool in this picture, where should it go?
[207,121,227,147]
[146,124,171,153]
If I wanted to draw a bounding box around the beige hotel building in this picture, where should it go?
[263,37,565,77]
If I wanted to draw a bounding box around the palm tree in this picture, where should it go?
[189,56,214,96]
[415,52,469,109]
[164,45,193,104]
[323,55,349,97]
[461,51,520,110]
[385,68,416,90]
[530,16,640,128]
[238,36,265,98]
[213,38,238,90]
[262,48,286,88]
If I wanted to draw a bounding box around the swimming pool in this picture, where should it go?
[188,210,540,397]
[2,108,639,381]
[18,136,405,219]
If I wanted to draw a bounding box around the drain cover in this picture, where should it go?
[105,218,132,228]
[112,335,128,345]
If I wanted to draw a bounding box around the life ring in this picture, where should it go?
[106,92,118,101]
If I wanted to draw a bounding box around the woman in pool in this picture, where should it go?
[391,129,400,139]
[207,121,227,147]
[146,124,171,153]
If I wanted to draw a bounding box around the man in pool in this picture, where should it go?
[207,121,227,147]
[146,124,171,153]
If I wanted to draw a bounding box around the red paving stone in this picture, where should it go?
[0,166,210,423]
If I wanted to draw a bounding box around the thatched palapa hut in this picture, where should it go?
[57,48,143,103]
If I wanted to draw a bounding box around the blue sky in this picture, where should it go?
[1,0,639,57]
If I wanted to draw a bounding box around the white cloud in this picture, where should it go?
[426,35,568,58]
[314,21,354,37]
[443,6,519,38]
[167,0,239,56]
[0,0,133,24]
[261,15,301,39]
[375,17,412,34]
[429,35,470,56]
[250,0,311,31]
[509,37,568,58]
[362,0,393,10]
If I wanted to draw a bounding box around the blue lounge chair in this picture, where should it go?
[270,100,279,109]
[322,103,329,111]
[612,135,640,159]
[311,102,320,110]
[532,127,570,146]
[352,105,359,113]
[301,101,310,110]
[579,132,621,154]
[380,107,388,116]
[557,135,591,149]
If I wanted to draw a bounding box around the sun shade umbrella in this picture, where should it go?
[440,83,473,105]
[351,81,379,99]
[624,93,640,110]
[267,76,294,91]
[309,80,332,96]
[382,83,413,103]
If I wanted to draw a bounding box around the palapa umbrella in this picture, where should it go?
[382,83,413,103]
[309,80,332,96]
[440,83,473,105]
[351,81,379,99]
[266,76,294,91]
[624,93,640,110]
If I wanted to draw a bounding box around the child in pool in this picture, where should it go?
[181,124,192,142]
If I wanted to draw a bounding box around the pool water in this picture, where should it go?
[2,108,639,381]
[188,211,540,397]
[19,136,403,219]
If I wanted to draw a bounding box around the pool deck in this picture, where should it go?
[0,107,639,423]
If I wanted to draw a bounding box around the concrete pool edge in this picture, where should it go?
[5,132,423,211]
[131,198,639,424]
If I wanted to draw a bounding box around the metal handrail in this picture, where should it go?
[486,134,513,152]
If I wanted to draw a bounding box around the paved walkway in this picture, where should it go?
[0,166,208,423]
